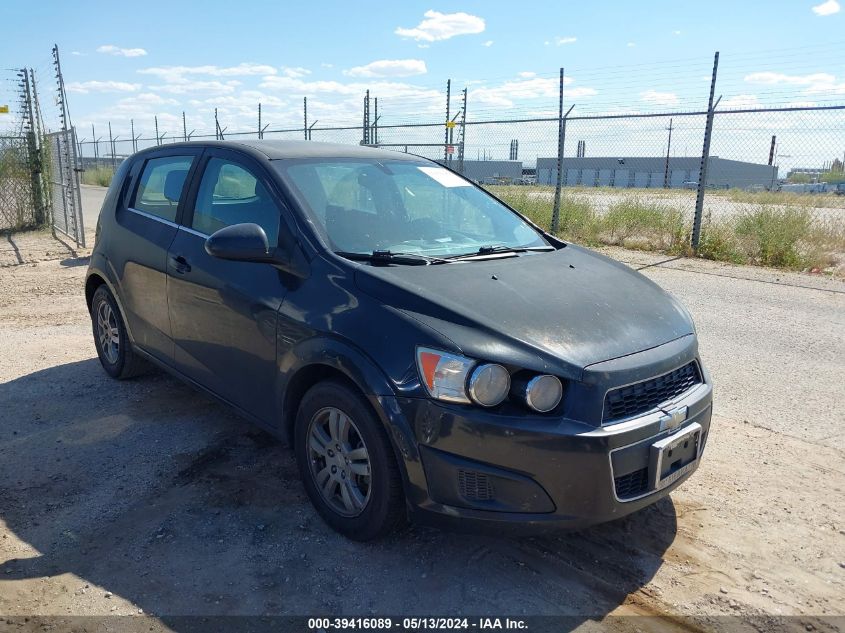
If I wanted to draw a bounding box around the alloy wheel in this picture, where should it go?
[96,299,120,365]
[307,406,372,517]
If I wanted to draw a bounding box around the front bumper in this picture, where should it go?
[379,361,712,531]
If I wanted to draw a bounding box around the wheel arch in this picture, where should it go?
[277,338,418,477]
[85,267,135,344]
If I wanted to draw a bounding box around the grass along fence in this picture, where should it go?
[490,186,845,274]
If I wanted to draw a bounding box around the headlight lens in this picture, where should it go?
[416,347,474,403]
[524,374,563,412]
[467,363,511,407]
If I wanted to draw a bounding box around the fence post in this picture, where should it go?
[108,121,116,173]
[458,87,467,174]
[692,51,720,250]
[303,97,307,140]
[444,79,451,162]
[551,68,566,234]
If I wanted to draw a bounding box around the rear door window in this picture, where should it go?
[131,156,194,222]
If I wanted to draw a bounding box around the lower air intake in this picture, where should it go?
[457,469,495,502]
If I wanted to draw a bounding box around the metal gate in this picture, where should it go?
[46,127,85,247]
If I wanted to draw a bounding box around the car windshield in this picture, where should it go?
[274,159,547,258]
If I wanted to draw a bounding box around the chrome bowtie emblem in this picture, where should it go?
[659,405,688,431]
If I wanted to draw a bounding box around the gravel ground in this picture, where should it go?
[0,191,843,631]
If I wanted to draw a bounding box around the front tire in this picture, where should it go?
[90,285,147,380]
[294,380,405,541]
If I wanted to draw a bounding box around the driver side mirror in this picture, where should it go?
[204,223,310,279]
[204,223,271,262]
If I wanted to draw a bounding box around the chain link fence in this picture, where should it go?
[0,135,37,232]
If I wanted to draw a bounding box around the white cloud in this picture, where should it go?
[745,71,835,85]
[640,90,679,106]
[344,59,427,78]
[281,67,310,78]
[469,76,595,108]
[744,71,845,94]
[518,71,536,78]
[321,63,334,69]
[418,44,431,49]
[395,10,485,42]
[812,0,840,15]
[720,94,761,109]
[259,75,443,102]
[627,42,636,48]
[139,63,279,83]
[544,36,577,46]
[97,45,148,58]
[66,80,142,94]
[150,80,241,95]
[672,30,682,35]
[482,40,494,47]
[71,51,85,56]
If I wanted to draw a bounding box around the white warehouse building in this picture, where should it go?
[535,156,777,190]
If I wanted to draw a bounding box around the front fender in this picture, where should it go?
[276,336,422,497]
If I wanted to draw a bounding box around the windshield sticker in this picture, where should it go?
[417,166,472,188]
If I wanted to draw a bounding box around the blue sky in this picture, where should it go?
[1,0,843,167]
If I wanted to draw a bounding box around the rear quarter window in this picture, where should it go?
[131,156,194,222]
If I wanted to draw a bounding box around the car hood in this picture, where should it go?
[353,245,694,378]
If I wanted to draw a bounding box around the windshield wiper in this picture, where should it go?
[335,250,450,265]
[445,244,555,261]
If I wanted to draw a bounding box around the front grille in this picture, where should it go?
[457,469,494,501]
[603,362,702,423]
[614,468,649,499]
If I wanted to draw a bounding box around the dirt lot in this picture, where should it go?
[1,225,844,631]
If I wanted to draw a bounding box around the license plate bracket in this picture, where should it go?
[650,422,702,491]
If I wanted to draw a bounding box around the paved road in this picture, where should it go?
[80,184,106,231]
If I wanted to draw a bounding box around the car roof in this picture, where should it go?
[135,139,427,162]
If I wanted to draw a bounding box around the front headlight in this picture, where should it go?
[416,347,474,403]
[416,347,561,413]
[467,363,510,407]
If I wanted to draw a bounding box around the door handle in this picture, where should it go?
[170,255,191,274]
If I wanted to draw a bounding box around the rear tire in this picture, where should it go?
[90,285,147,380]
[294,380,405,541]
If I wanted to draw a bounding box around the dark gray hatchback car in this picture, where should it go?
[86,140,712,540]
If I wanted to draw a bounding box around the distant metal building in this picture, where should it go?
[440,159,522,183]
[535,156,776,190]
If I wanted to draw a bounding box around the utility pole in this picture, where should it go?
[663,118,673,188]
